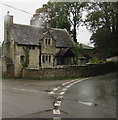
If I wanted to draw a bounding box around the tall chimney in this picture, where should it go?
[4,11,13,28]
[4,11,13,43]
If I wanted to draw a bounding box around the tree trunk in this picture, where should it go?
[73,20,77,43]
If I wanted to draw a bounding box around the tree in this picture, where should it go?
[34,2,86,43]
[85,2,118,58]
[71,43,84,64]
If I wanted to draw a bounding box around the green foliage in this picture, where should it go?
[35,2,86,43]
[88,58,104,64]
[21,47,29,68]
[85,2,118,58]
[71,43,84,64]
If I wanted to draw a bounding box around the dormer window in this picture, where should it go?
[45,38,51,45]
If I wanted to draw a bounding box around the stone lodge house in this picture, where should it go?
[2,14,75,78]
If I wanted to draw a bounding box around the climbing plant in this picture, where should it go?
[21,46,29,68]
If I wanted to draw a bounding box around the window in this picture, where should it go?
[48,39,50,44]
[29,46,31,50]
[46,55,48,61]
[45,38,48,44]
[49,56,51,63]
[32,46,35,50]
[42,55,45,63]
[29,46,35,50]
[42,55,52,63]
[45,38,51,45]
[20,56,25,63]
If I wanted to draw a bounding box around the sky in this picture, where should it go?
[0,0,92,46]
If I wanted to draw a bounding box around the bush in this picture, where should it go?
[88,58,104,64]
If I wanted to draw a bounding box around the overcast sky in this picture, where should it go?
[0,0,92,45]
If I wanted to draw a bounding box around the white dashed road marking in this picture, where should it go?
[48,91,55,95]
[62,81,70,86]
[59,91,65,95]
[54,100,61,107]
[53,86,61,91]
[12,88,39,92]
[49,77,92,118]
[62,88,67,92]
[79,101,94,106]
[53,109,60,115]
[57,96,63,100]
[53,117,61,120]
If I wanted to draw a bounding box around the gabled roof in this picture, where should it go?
[55,48,75,57]
[11,24,74,47]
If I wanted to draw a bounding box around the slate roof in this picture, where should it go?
[11,24,74,47]
[55,48,75,57]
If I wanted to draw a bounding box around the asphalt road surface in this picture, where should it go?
[2,72,116,119]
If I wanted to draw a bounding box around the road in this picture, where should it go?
[2,72,116,119]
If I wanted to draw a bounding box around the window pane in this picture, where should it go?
[46,55,48,61]
[45,39,48,44]
[32,46,35,50]
[42,55,45,63]
[49,56,51,63]
[20,56,24,63]
[29,46,31,50]
[48,39,50,44]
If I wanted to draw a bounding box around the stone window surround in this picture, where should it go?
[45,38,52,45]
[42,54,52,63]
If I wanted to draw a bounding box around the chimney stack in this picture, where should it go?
[4,11,13,28]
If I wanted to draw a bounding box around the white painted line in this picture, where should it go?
[54,101,61,106]
[70,83,74,86]
[62,88,67,91]
[79,101,94,106]
[71,80,76,82]
[73,81,79,84]
[52,77,92,116]
[59,91,65,95]
[53,117,61,120]
[49,86,61,95]
[53,86,60,91]
[57,96,63,99]
[65,85,70,89]
[48,91,55,95]
[62,81,70,86]
[66,84,72,88]
[53,109,60,114]
[28,90,39,92]
[12,88,39,92]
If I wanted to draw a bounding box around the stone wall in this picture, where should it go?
[22,62,118,79]
[107,56,118,62]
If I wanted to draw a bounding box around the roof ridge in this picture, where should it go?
[13,23,44,28]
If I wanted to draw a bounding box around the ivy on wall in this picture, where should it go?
[21,46,29,68]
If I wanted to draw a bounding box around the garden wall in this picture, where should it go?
[22,62,118,79]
